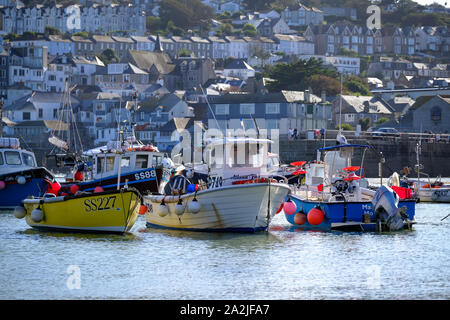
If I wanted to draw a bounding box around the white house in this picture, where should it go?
[222,59,255,80]
[224,36,249,59]
[274,34,315,56]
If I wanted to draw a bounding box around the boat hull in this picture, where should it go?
[21,190,141,234]
[417,188,450,203]
[285,195,416,231]
[60,167,167,195]
[0,168,53,210]
[144,183,291,232]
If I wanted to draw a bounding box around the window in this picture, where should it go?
[240,103,255,115]
[136,155,148,169]
[152,155,162,167]
[105,156,115,172]
[266,119,279,130]
[344,113,355,122]
[22,153,35,167]
[215,104,229,115]
[121,157,130,168]
[265,103,280,114]
[53,109,58,119]
[38,109,43,118]
[431,106,442,122]
[5,151,22,165]
[22,112,30,120]
[97,157,104,174]
[0,152,3,165]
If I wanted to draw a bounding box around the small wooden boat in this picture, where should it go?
[14,188,143,234]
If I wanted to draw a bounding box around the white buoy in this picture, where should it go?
[174,199,185,216]
[157,201,169,217]
[13,206,26,219]
[16,176,26,185]
[187,198,201,214]
[30,208,44,222]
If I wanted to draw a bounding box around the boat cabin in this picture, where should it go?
[84,145,165,180]
[0,138,38,173]
[204,137,275,185]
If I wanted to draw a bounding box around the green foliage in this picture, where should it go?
[216,23,235,37]
[242,23,257,37]
[167,20,185,36]
[359,117,372,131]
[5,33,19,41]
[344,76,372,96]
[242,0,270,11]
[159,0,214,30]
[375,117,389,126]
[73,31,89,38]
[335,124,354,131]
[45,26,62,36]
[178,48,192,57]
[338,47,358,57]
[264,58,339,93]
[308,74,342,96]
[98,48,119,65]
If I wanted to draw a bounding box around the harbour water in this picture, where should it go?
[1,184,449,300]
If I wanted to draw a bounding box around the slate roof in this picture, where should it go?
[123,50,174,74]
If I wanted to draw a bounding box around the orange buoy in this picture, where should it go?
[294,212,307,225]
[307,207,325,225]
[139,205,148,215]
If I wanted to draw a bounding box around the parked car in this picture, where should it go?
[370,127,400,137]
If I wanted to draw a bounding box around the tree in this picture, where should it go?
[359,117,372,131]
[99,49,119,65]
[178,48,192,57]
[264,58,338,93]
[375,117,389,126]
[242,23,257,37]
[308,74,342,96]
[159,0,214,30]
[242,0,270,11]
[344,76,372,96]
[216,23,234,36]
[45,26,62,36]
[336,124,354,131]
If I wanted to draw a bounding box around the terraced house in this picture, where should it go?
[0,3,146,35]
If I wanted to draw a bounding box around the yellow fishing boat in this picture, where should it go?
[15,189,142,234]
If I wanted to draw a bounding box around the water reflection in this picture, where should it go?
[19,228,140,242]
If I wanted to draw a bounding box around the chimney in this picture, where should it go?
[321,90,326,103]
[305,89,310,103]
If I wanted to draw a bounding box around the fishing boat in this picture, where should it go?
[143,137,291,232]
[14,188,143,234]
[388,139,450,203]
[0,137,55,210]
[45,79,176,196]
[283,143,416,232]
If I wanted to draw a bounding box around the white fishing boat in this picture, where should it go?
[389,139,450,203]
[143,137,291,232]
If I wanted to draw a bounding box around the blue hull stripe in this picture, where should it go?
[82,177,156,191]
[146,222,267,233]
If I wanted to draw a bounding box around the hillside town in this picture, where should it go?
[0,0,449,164]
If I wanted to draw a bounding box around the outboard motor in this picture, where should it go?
[371,185,408,231]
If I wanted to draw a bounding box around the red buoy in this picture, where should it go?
[276,203,284,214]
[307,207,325,225]
[70,184,79,194]
[294,212,307,225]
[139,205,148,215]
[283,200,297,215]
[94,186,104,193]
[74,171,83,181]
[52,182,61,193]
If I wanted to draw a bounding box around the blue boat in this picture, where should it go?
[0,138,54,210]
[283,143,416,232]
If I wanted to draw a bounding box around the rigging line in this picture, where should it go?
[200,84,220,131]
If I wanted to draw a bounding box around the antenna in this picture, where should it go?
[200,84,220,131]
